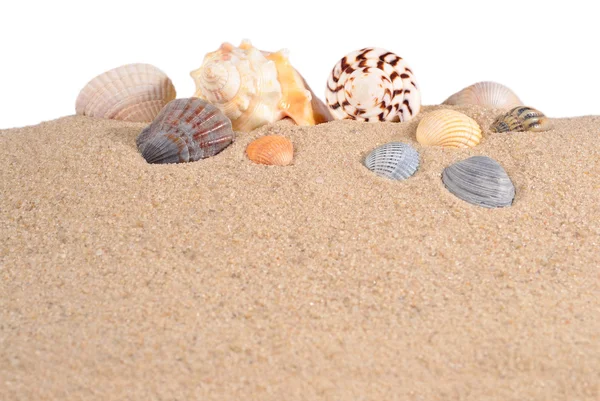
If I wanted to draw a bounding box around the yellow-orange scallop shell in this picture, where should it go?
[246,135,294,166]
[416,109,482,148]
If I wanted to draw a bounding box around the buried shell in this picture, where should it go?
[136,98,234,164]
[442,156,515,208]
[443,81,523,109]
[416,109,482,148]
[325,47,421,122]
[364,142,419,180]
[490,106,552,133]
[246,135,294,166]
[191,40,331,132]
[76,63,176,122]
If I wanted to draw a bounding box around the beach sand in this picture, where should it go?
[1,105,599,400]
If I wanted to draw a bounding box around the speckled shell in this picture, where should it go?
[76,64,176,122]
[136,98,235,164]
[191,40,331,133]
[364,142,419,180]
[246,135,293,166]
[325,48,421,122]
[443,81,523,109]
[490,106,552,133]
[416,109,482,148]
[442,156,515,208]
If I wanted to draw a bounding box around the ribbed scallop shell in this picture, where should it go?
[191,40,331,133]
[325,47,421,122]
[416,109,482,148]
[364,142,419,180]
[136,98,234,164]
[490,106,552,133]
[442,156,515,208]
[443,81,523,109]
[76,63,176,122]
[246,135,293,166]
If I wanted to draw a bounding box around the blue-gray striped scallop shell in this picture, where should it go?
[364,142,420,180]
[136,98,235,164]
[442,156,515,208]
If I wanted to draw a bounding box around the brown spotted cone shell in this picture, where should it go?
[490,106,552,133]
[76,63,176,122]
[325,47,421,122]
[246,135,293,166]
[136,98,235,164]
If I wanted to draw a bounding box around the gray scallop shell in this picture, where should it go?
[136,98,235,164]
[442,156,515,208]
[364,142,420,180]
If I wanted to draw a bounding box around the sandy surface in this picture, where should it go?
[1,105,599,400]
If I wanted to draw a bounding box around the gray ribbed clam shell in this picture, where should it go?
[442,156,515,208]
[364,142,420,180]
[136,98,235,164]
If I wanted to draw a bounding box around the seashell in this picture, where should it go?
[76,63,176,122]
[364,142,419,180]
[325,48,421,122]
[416,109,482,148]
[246,135,293,166]
[443,81,523,109]
[490,106,552,133]
[190,40,331,133]
[442,156,515,208]
[136,98,234,164]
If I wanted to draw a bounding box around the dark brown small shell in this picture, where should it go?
[136,98,235,164]
[490,106,552,133]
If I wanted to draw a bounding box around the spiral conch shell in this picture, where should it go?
[76,63,176,122]
[416,109,482,148]
[325,48,421,122]
[443,81,523,109]
[190,40,332,133]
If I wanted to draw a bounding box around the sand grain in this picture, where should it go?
[1,106,599,400]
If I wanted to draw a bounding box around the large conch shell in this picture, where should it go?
[76,63,176,122]
[325,47,421,122]
[443,81,522,109]
[190,40,332,132]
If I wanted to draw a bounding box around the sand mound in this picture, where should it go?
[1,106,599,400]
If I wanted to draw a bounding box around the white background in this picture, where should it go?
[0,0,598,129]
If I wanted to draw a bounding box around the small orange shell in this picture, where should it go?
[246,135,294,166]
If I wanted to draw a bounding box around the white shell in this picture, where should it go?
[364,142,419,180]
[76,63,176,122]
[325,48,421,122]
[191,40,331,132]
[443,81,523,109]
[191,41,282,132]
